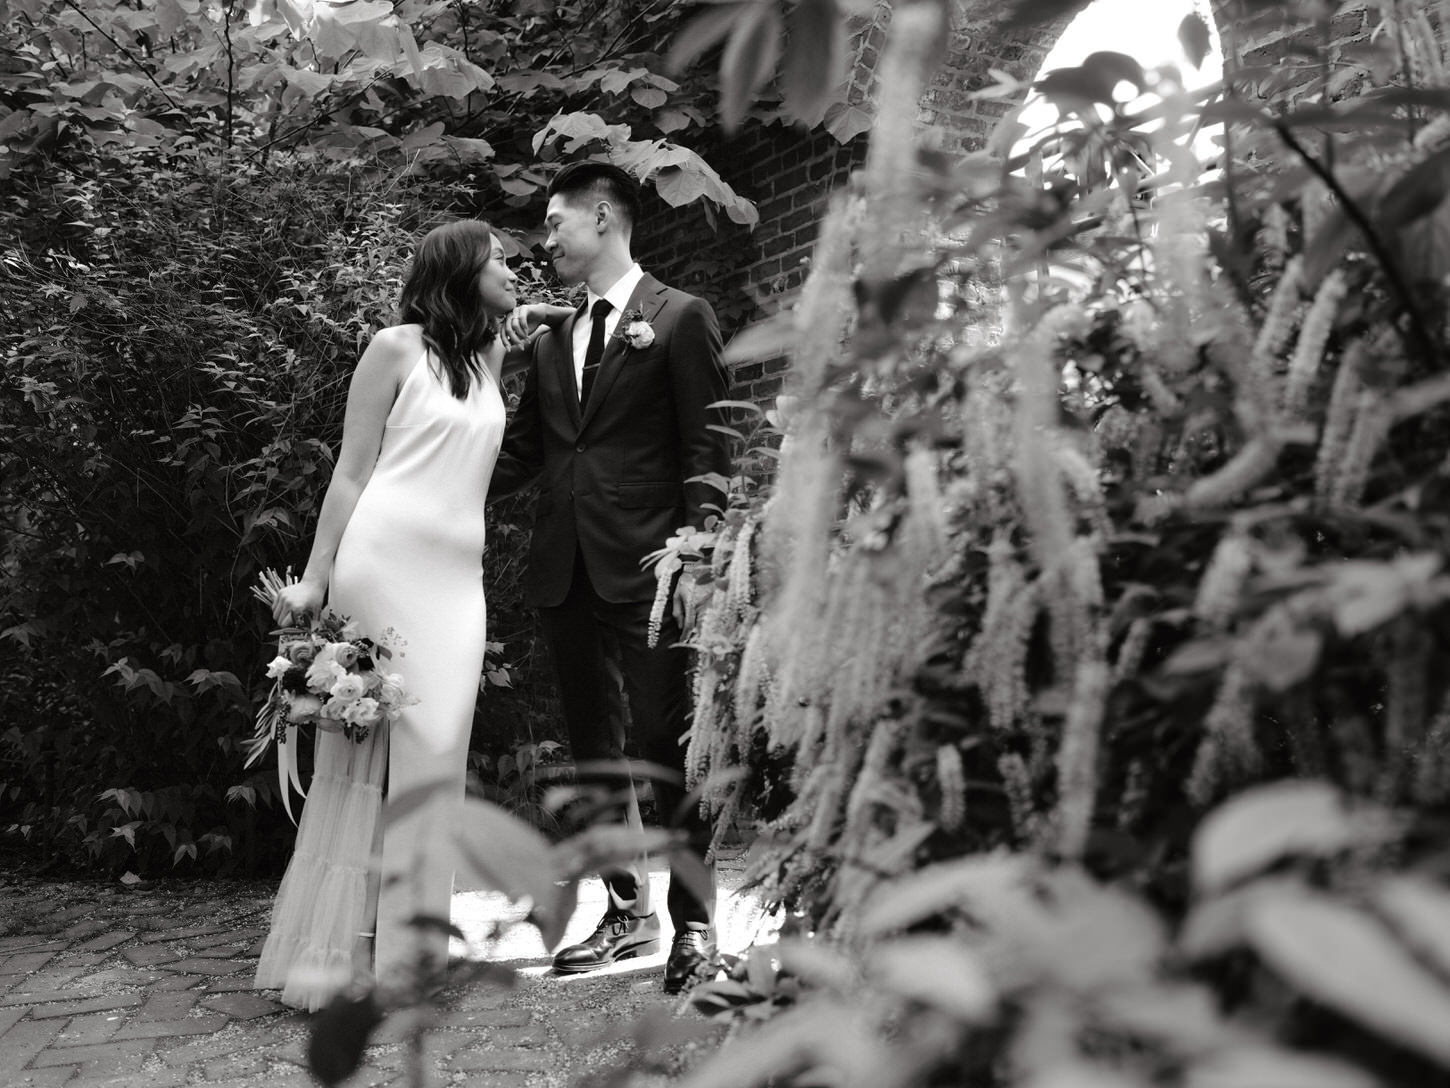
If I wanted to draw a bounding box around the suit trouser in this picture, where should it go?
[539,550,715,929]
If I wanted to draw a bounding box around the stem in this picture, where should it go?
[1273,123,1438,369]
[59,0,182,112]
[1219,6,1243,256]
[221,0,236,150]
[1394,0,1419,144]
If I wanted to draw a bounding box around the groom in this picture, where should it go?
[490,160,733,993]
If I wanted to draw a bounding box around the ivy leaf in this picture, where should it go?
[1192,781,1400,895]
[719,1,782,132]
[823,101,872,144]
[667,2,751,74]
[1246,891,1450,1067]
[781,0,842,126]
[997,0,1095,31]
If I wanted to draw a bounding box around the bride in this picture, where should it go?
[255,219,566,1009]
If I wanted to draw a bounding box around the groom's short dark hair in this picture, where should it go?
[548,160,642,233]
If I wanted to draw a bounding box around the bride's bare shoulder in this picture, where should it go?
[370,323,425,355]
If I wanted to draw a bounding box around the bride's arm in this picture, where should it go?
[501,302,574,347]
[272,327,414,624]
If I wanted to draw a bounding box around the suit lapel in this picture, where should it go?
[553,304,585,430]
[580,274,667,431]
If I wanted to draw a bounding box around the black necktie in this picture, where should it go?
[581,298,612,409]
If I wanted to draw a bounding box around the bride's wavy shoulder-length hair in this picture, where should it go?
[397,219,499,400]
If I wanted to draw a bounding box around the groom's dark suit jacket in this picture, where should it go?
[491,272,733,607]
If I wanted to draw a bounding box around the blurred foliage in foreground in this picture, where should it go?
[634,1,1450,1085]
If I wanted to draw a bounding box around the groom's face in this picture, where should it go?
[543,193,601,286]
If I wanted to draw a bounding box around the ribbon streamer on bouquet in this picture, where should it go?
[244,699,308,825]
[279,721,307,825]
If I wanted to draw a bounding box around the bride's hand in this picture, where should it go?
[273,578,324,626]
[502,304,542,348]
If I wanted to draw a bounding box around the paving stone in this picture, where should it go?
[27,993,144,1019]
[121,944,180,967]
[8,1067,77,1087]
[60,920,112,941]
[487,1023,553,1049]
[73,967,162,990]
[134,989,200,1021]
[200,991,284,1019]
[70,1068,187,1088]
[33,1036,155,1069]
[0,988,75,1008]
[552,1018,613,1048]
[0,951,58,974]
[436,1005,533,1029]
[263,1036,310,1065]
[110,1012,229,1040]
[451,1046,555,1073]
[447,986,509,1010]
[452,1073,531,1088]
[47,905,96,925]
[156,1032,246,1066]
[194,928,267,949]
[0,936,52,952]
[370,1010,437,1045]
[151,973,204,992]
[420,1027,480,1058]
[51,1042,158,1079]
[202,1053,269,1080]
[0,1015,60,1069]
[159,956,246,975]
[141,924,230,943]
[52,1010,125,1046]
[56,952,110,967]
[18,966,88,991]
[203,1072,318,1088]
[77,929,138,952]
[204,976,259,994]
[0,1004,29,1033]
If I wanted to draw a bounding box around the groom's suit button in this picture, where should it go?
[575,442,587,452]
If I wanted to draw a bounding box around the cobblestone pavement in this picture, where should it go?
[0,854,768,1087]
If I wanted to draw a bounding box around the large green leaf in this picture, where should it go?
[1192,781,1400,895]
[867,937,995,1020]
[1187,1048,1379,1088]
[859,853,1030,935]
[1246,891,1450,1066]
[453,796,567,945]
[1374,876,1450,979]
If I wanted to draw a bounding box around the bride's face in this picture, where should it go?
[476,238,517,315]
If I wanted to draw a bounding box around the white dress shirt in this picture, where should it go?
[572,262,645,401]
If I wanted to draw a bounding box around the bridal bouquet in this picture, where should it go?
[248,569,415,819]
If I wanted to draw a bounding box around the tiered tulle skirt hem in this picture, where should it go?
[255,736,386,1012]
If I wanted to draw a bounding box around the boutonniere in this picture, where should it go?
[619,309,656,349]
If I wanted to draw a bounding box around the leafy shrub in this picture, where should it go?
[0,144,560,874]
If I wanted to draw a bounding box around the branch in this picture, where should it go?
[59,0,182,113]
[1273,122,1440,370]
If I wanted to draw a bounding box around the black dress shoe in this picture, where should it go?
[663,928,716,994]
[552,910,661,974]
